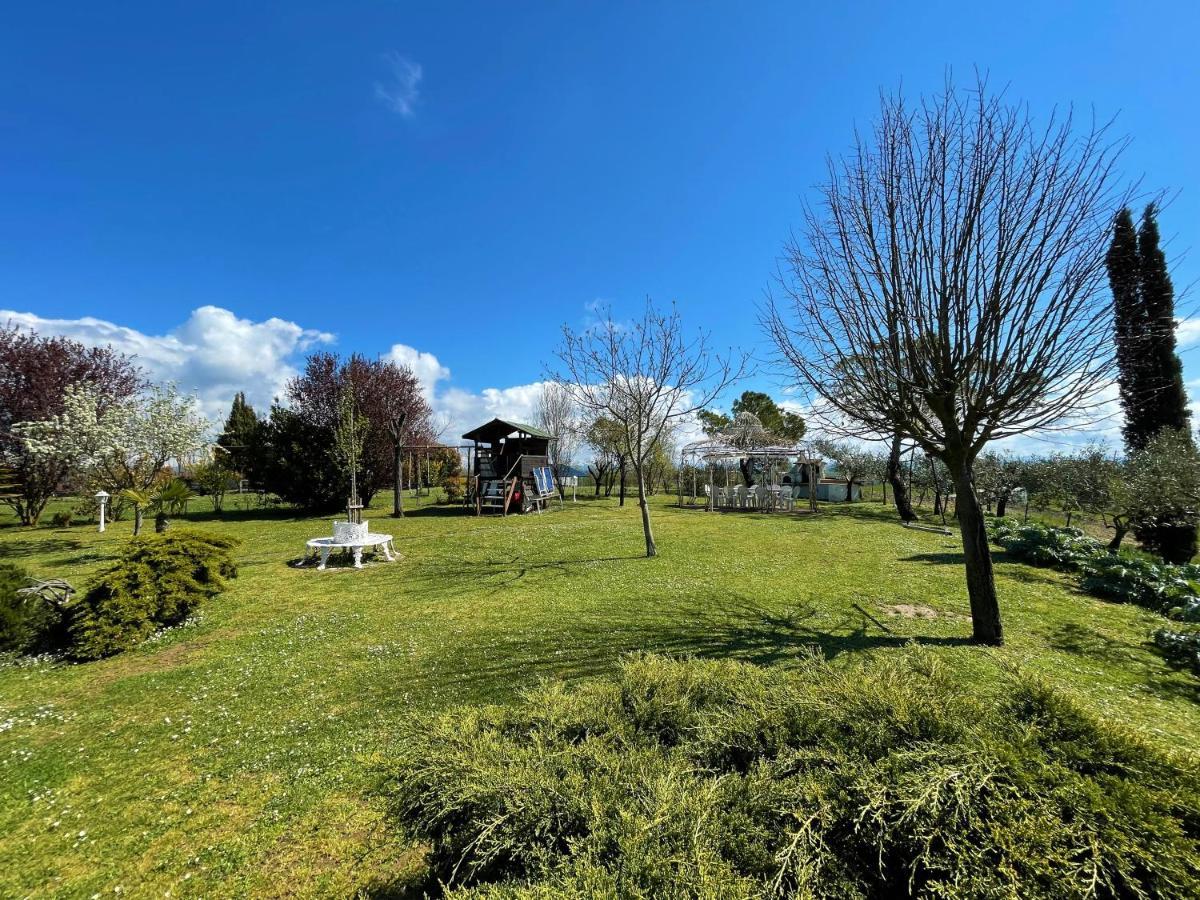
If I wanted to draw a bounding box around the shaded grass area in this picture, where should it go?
[1,493,1197,897]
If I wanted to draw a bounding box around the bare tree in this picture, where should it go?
[765,79,1130,645]
[534,381,582,499]
[552,301,745,557]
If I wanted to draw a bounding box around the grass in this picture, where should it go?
[1,492,1197,897]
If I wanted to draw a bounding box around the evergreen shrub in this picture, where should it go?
[68,530,237,660]
[382,652,1200,899]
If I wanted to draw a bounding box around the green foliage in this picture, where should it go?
[216,391,262,477]
[442,474,466,504]
[191,457,234,512]
[0,564,68,655]
[1108,205,1191,452]
[989,518,1200,622]
[155,477,195,514]
[67,530,238,661]
[1081,555,1200,622]
[1155,626,1200,675]
[731,390,805,441]
[1127,428,1200,563]
[383,652,1200,899]
[700,391,805,442]
[49,510,73,528]
[988,518,1105,568]
[256,405,346,511]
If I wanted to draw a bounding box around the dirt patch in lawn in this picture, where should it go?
[882,603,939,619]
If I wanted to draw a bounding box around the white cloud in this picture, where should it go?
[385,342,451,402]
[1171,316,1200,345]
[374,52,422,117]
[436,382,547,442]
[1,306,333,424]
[2,305,554,445]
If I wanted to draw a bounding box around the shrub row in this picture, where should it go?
[1155,627,1200,676]
[0,531,237,661]
[381,652,1200,899]
[988,518,1200,622]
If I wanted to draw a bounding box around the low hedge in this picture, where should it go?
[988,518,1200,622]
[1156,627,1200,676]
[381,652,1200,899]
[67,530,238,661]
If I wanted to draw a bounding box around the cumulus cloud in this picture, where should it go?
[1,306,333,424]
[374,52,422,117]
[1176,317,1200,347]
[436,382,548,442]
[1,305,555,444]
[385,342,451,402]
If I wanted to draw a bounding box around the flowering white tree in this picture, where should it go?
[18,382,208,532]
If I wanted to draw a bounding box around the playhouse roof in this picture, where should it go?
[461,418,553,443]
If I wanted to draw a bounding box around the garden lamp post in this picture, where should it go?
[95,490,110,533]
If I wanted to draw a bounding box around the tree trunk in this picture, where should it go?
[739,459,755,487]
[887,434,916,521]
[1107,515,1128,553]
[950,459,1003,645]
[133,505,143,536]
[995,492,1008,518]
[845,479,853,502]
[618,458,627,507]
[392,444,404,517]
[636,466,656,557]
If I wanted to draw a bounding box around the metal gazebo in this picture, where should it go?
[677,437,824,513]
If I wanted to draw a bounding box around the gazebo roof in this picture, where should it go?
[461,418,553,443]
[683,441,820,464]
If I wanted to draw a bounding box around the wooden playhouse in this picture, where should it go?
[462,418,560,515]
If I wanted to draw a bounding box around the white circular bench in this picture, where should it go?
[304,533,396,570]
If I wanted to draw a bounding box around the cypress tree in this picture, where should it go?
[1107,205,1196,562]
[1137,204,1190,436]
[1107,208,1148,449]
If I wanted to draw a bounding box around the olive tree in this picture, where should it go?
[766,80,1130,644]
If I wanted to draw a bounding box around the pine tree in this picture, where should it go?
[217,392,262,479]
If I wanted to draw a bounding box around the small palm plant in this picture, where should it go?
[120,487,153,536]
[120,479,195,535]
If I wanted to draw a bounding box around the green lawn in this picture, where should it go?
[1,493,1197,897]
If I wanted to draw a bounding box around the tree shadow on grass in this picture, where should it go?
[393,504,472,518]
[901,552,965,566]
[406,551,646,598]
[182,506,310,524]
[1046,622,1137,665]
[392,595,976,704]
[0,537,83,558]
[1047,621,1200,705]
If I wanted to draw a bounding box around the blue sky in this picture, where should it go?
[3,1,1199,445]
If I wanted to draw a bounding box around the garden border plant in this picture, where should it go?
[989,517,1200,675]
[381,651,1200,898]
